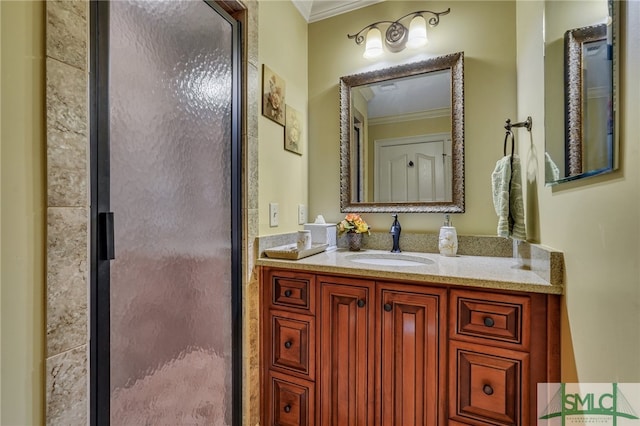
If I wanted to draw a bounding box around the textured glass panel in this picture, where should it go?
[109,1,233,424]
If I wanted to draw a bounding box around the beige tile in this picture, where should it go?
[246,135,259,211]
[548,251,565,285]
[246,63,259,212]
[46,0,87,70]
[47,129,88,208]
[47,58,88,207]
[247,63,259,140]
[46,345,88,426]
[243,268,260,426]
[361,231,515,257]
[247,208,259,242]
[47,207,88,356]
[531,244,565,285]
[245,0,259,68]
[257,232,297,257]
[457,235,514,257]
[246,209,259,277]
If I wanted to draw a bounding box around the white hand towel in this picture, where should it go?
[545,151,560,182]
[491,155,526,240]
[492,156,511,238]
[509,155,526,240]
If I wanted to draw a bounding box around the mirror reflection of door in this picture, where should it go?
[374,133,452,203]
[352,116,365,202]
[583,38,612,172]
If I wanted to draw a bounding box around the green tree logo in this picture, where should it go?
[539,383,639,425]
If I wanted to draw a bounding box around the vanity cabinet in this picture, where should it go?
[260,267,559,426]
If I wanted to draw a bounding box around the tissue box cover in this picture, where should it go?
[303,223,337,250]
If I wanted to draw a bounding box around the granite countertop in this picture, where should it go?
[256,248,564,295]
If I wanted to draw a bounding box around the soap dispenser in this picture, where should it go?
[438,214,458,257]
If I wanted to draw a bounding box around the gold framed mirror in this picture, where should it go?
[339,52,464,213]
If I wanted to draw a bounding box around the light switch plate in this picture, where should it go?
[298,204,307,225]
[269,203,279,227]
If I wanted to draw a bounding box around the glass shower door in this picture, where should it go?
[105,1,238,424]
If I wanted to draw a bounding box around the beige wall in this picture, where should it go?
[517,1,640,381]
[0,1,46,424]
[258,0,309,235]
[308,1,517,233]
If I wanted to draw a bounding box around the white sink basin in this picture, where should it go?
[346,253,434,267]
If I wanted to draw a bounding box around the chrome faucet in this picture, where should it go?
[389,214,401,253]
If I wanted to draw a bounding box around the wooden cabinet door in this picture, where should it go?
[378,285,447,426]
[318,276,375,426]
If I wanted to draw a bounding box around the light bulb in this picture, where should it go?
[406,15,428,49]
[363,27,383,59]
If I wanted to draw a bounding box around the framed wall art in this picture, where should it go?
[285,105,302,155]
[262,64,286,126]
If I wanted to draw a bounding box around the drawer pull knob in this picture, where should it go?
[483,384,494,395]
[383,303,393,312]
[483,316,495,327]
[357,299,366,308]
[284,290,292,297]
[283,404,292,413]
[284,341,292,349]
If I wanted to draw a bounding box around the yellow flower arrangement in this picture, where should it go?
[338,213,370,235]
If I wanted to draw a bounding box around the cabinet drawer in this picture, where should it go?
[270,310,315,379]
[449,340,529,426]
[266,372,315,426]
[451,289,530,350]
[267,269,315,313]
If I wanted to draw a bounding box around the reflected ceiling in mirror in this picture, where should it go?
[544,0,618,185]
[340,52,464,213]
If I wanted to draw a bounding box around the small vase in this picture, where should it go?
[347,232,363,251]
[438,226,458,257]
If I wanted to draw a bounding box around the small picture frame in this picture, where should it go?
[284,105,302,155]
[262,64,286,126]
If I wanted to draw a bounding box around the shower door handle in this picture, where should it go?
[99,212,115,260]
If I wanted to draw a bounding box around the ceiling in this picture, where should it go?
[291,0,384,23]
[364,70,451,119]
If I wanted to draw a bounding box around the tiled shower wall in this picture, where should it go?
[44,1,260,424]
[45,0,89,423]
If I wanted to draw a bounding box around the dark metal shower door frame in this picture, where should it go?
[89,1,243,425]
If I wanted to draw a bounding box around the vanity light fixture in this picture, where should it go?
[378,82,398,92]
[348,9,450,59]
[363,27,383,59]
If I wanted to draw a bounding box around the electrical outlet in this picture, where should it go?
[269,203,279,227]
[298,204,307,225]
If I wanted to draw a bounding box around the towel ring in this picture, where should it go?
[503,130,515,157]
